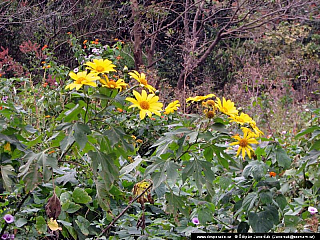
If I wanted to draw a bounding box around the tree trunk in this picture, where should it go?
[131,0,143,69]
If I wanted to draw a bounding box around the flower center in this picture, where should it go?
[108,80,117,88]
[140,78,148,85]
[222,106,228,113]
[239,138,248,148]
[140,100,150,110]
[96,66,104,72]
[206,110,215,119]
[76,77,86,83]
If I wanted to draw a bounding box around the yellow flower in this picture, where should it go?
[65,71,99,90]
[229,127,259,159]
[47,218,62,231]
[3,142,11,152]
[128,70,156,93]
[164,100,180,114]
[229,112,253,125]
[186,94,215,103]
[250,121,264,137]
[216,97,238,116]
[99,75,128,91]
[85,59,116,74]
[126,90,163,120]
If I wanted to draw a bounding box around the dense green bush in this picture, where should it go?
[0,36,319,240]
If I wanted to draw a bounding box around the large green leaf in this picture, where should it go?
[242,192,258,212]
[73,123,91,151]
[145,157,179,189]
[103,126,134,154]
[295,126,320,138]
[120,155,144,175]
[95,179,111,211]
[72,187,92,204]
[248,206,278,232]
[62,201,82,213]
[275,145,291,169]
[243,160,267,180]
[88,150,118,190]
[36,216,47,234]
[182,159,215,191]
[75,215,90,236]
[165,192,190,216]
[0,164,16,191]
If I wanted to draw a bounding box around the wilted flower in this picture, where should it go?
[308,206,318,215]
[192,217,200,225]
[3,214,14,224]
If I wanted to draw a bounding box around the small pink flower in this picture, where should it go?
[308,206,318,215]
[3,214,14,224]
[192,217,200,225]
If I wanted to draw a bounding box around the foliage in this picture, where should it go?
[0,34,319,240]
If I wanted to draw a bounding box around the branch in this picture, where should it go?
[98,182,153,237]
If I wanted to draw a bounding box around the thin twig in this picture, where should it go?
[98,183,153,238]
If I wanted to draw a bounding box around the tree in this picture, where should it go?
[175,0,319,90]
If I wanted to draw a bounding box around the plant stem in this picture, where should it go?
[98,183,153,238]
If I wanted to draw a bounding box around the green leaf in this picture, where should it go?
[237,222,249,233]
[103,126,134,153]
[36,216,47,234]
[217,176,232,190]
[203,146,213,162]
[0,164,16,191]
[275,194,287,211]
[275,145,291,169]
[72,187,92,204]
[243,160,267,180]
[60,133,75,153]
[198,205,213,225]
[24,124,38,134]
[182,158,215,192]
[63,102,86,122]
[242,192,258,212]
[295,126,320,138]
[284,215,300,227]
[73,123,91,151]
[62,201,82,213]
[95,179,110,211]
[55,169,78,186]
[88,150,118,191]
[60,192,72,203]
[120,156,144,175]
[304,150,320,167]
[165,192,190,216]
[182,159,204,191]
[60,217,77,239]
[249,206,278,233]
[310,139,320,151]
[15,218,28,227]
[259,191,273,205]
[75,215,90,236]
